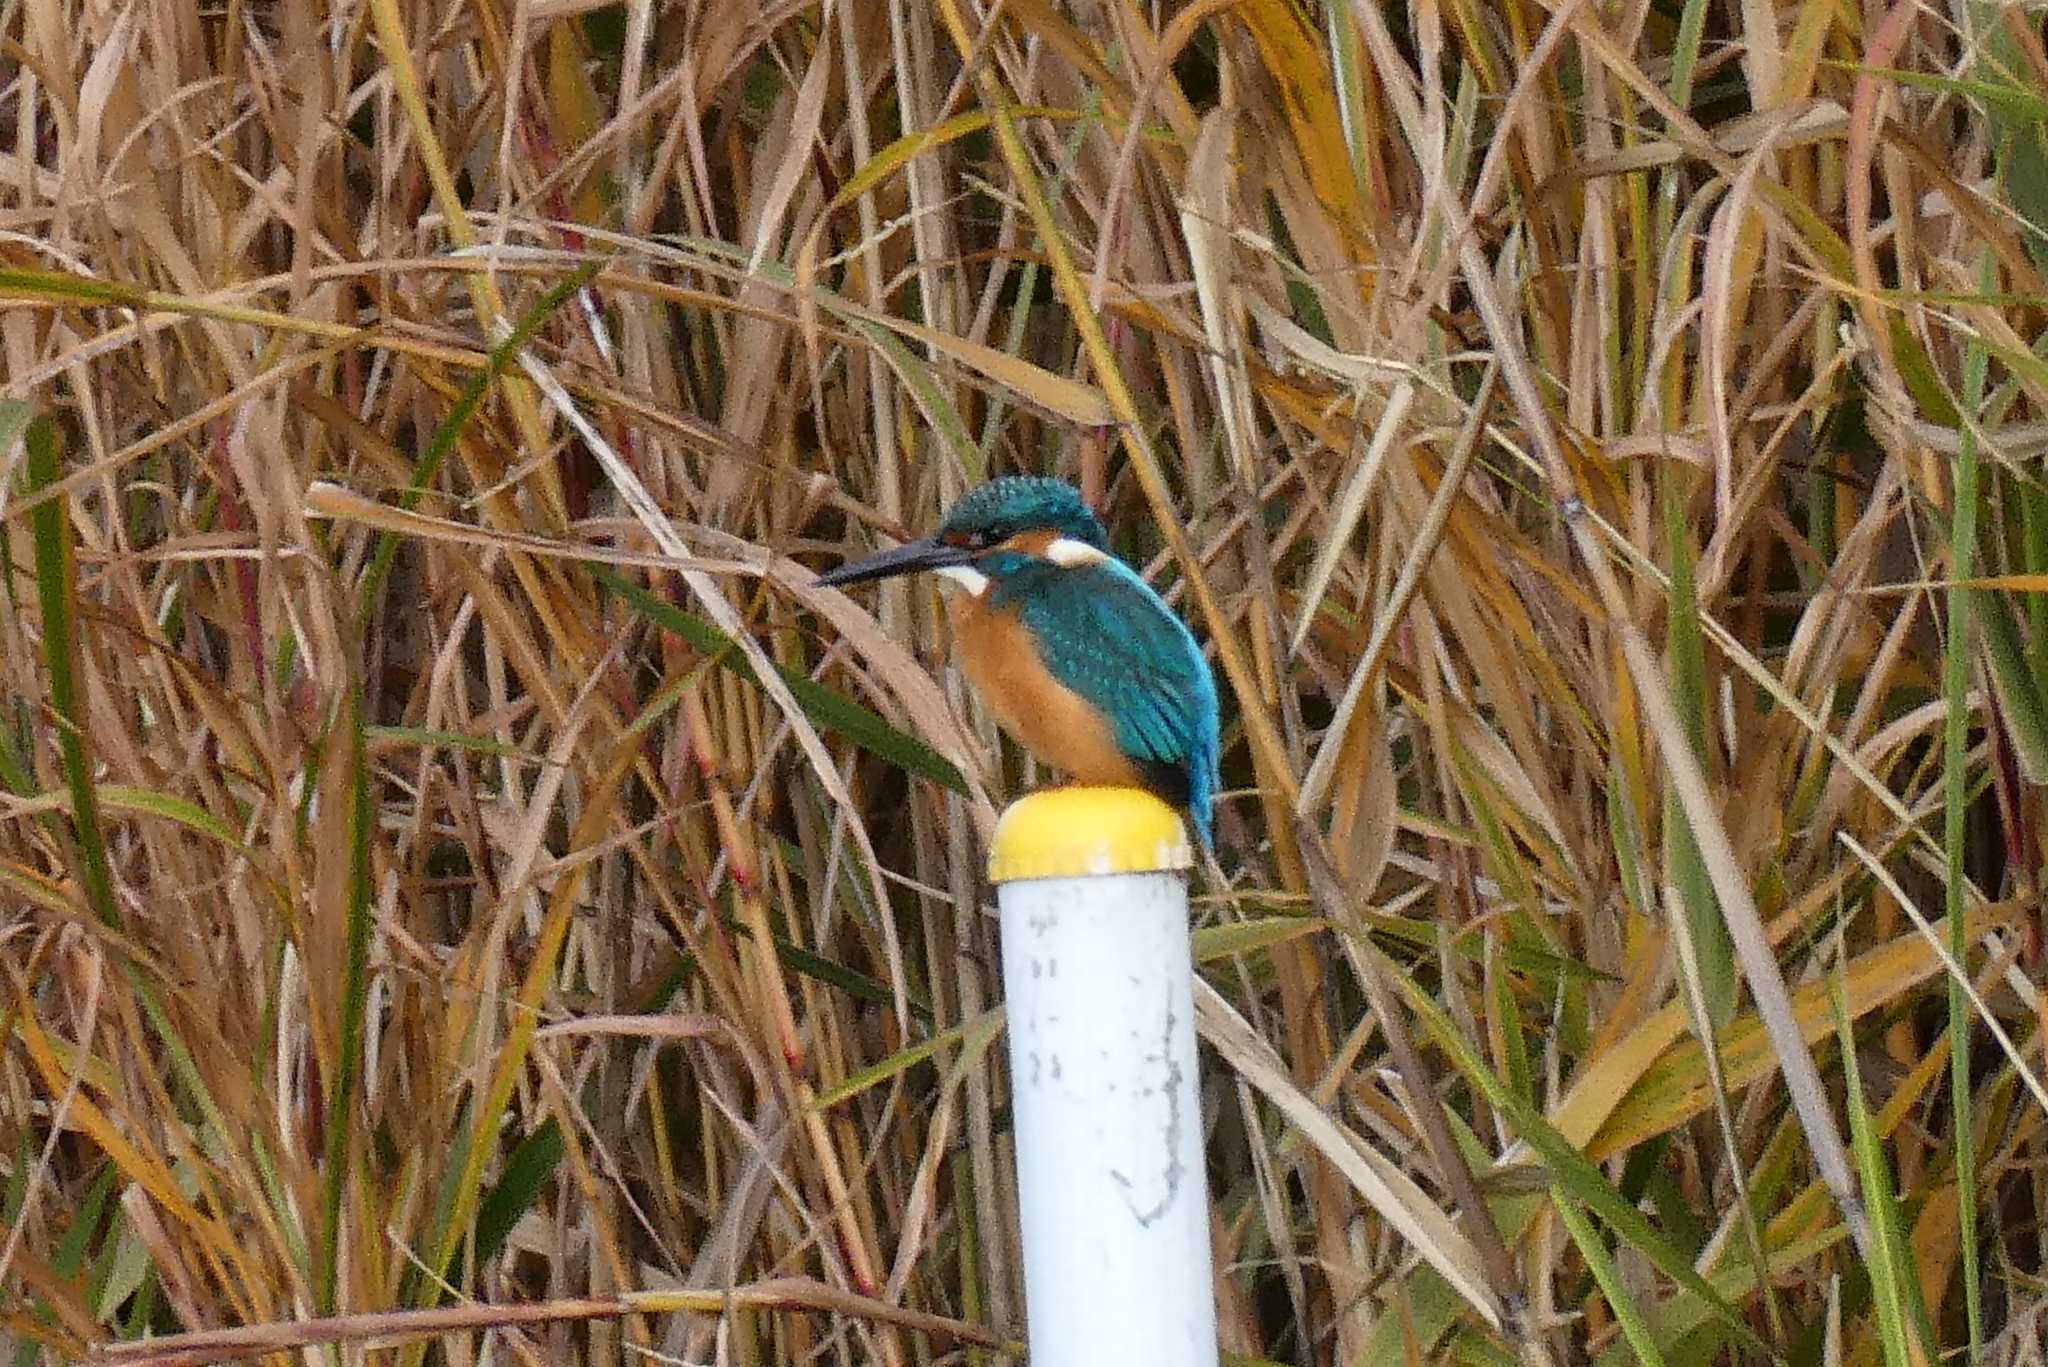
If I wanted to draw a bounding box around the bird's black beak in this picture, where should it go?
[813,535,973,589]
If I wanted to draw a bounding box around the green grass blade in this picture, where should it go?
[1841,63,2048,120]
[359,259,605,616]
[767,931,935,1022]
[473,1117,564,1268]
[0,401,32,468]
[1828,964,1918,1367]
[1554,1185,1668,1367]
[811,1007,1003,1111]
[1662,469,1735,1025]
[1944,256,1989,1357]
[850,318,984,482]
[22,417,122,933]
[1398,975,1767,1353]
[365,724,554,763]
[1978,590,2048,781]
[1889,318,1965,427]
[2019,478,2048,682]
[1192,915,1328,961]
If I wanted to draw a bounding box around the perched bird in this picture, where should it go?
[816,476,1221,845]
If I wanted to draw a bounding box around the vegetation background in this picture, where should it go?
[2,0,2046,1363]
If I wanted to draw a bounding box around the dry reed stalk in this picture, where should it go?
[3,1,2045,1362]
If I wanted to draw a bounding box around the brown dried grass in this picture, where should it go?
[3,1,2046,1363]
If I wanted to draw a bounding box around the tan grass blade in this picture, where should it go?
[1300,367,1498,811]
[506,333,916,1024]
[1841,834,2048,1118]
[1195,980,1504,1332]
[1290,380,1416,658]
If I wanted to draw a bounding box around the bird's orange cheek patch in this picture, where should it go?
[998,529,1057,557]
[995,528,1108,567]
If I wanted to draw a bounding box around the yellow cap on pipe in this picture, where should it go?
[986,786,1193,884]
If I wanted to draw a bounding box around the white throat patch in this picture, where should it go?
[1044,537,1109,567]
[934,564,991,596]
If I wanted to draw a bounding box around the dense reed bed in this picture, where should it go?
[4,0,2047,1362]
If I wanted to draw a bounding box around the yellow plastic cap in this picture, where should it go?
[986,786,1194,884]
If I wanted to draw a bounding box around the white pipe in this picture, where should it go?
[991,788,1218,1367]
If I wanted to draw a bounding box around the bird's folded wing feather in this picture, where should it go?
[1005,560,1211,770]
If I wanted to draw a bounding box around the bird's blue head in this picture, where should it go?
[813,476,1109,590]
[935,476,1109,554]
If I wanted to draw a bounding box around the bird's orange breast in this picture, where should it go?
[948,590,1143,789]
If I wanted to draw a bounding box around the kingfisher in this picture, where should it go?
[816,476,1221,845]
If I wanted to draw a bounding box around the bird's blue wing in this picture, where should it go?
[994,557,1220,840]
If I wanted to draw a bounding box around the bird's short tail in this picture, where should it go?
[1186,749,1216,850]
